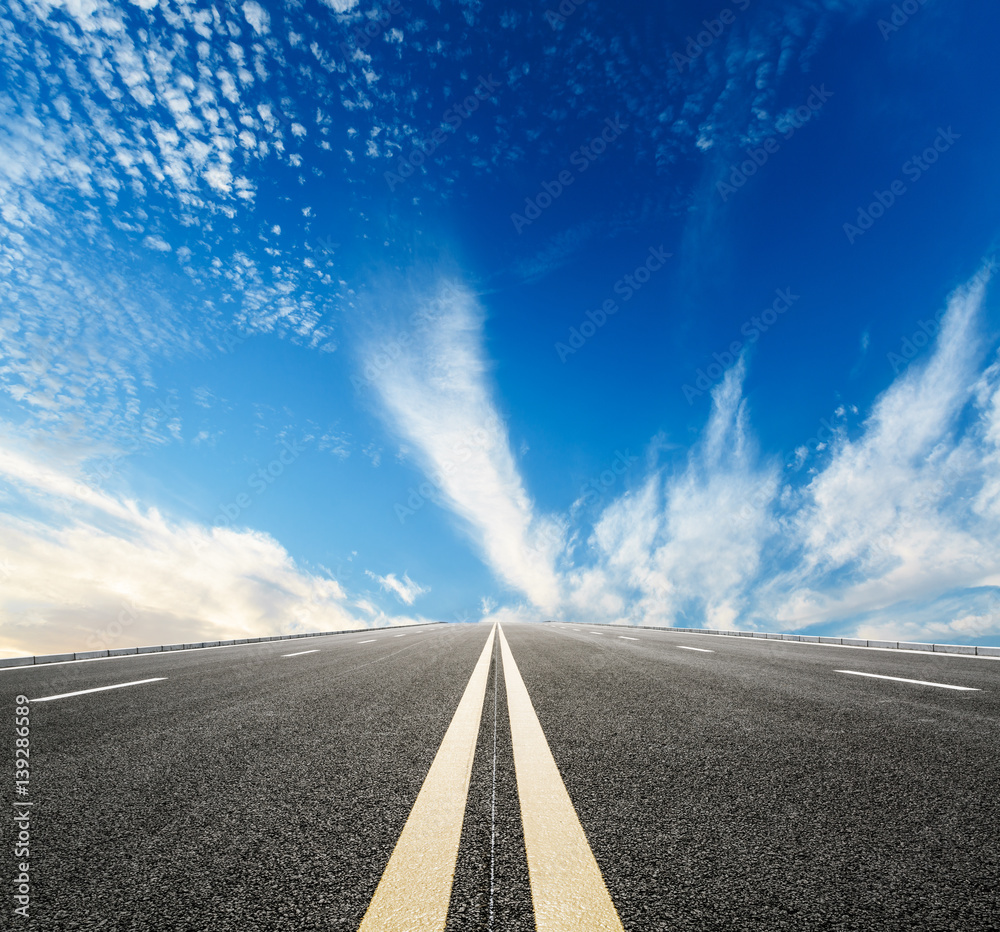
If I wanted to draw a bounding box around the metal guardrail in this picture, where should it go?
[546,621,1000,657]
[0,622,446,669]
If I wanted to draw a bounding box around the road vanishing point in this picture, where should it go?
[3,622,999,930]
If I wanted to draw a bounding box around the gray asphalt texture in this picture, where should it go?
[2,622,999,930]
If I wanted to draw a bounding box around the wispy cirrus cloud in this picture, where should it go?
[761,267,1000,633]
[372,264,999,645]
[366,279,564,614]
[575,262,1000,642]
[360,262,1000,638]
[583,355,781,630]
[13,260,985,656]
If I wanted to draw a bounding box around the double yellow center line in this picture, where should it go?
[358,625,496,930]
[358,623,624,931]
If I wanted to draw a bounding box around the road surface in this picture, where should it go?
[3,622,998,930]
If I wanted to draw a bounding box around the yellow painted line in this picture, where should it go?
[358,623,497,932]
[497,625,625,931]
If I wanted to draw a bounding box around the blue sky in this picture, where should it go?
[2,0,999,656]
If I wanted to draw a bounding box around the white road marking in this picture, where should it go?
[282,649,319,657]
[618,636,639,641]
[835,670,981,691]
[31,678,167,702]
[358,639,376,644]
[677,646,714,653]
[394,634,407,638]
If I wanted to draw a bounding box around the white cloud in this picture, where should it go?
[367,279,564,613]
[760,268,1000,634]
[0,443,421,657]
[0,0,341,454]
[318,0,359,12]
[576,264,1000,642]
[317,429,352,459]
[242,1,270,35]
[365,570,428,606]
[584,358,780,628]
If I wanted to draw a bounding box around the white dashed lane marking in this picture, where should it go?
[835,670,980,691]
[31,678,167,702]
[677,646,714,653]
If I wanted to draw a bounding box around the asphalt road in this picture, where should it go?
[2,622,999,930]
